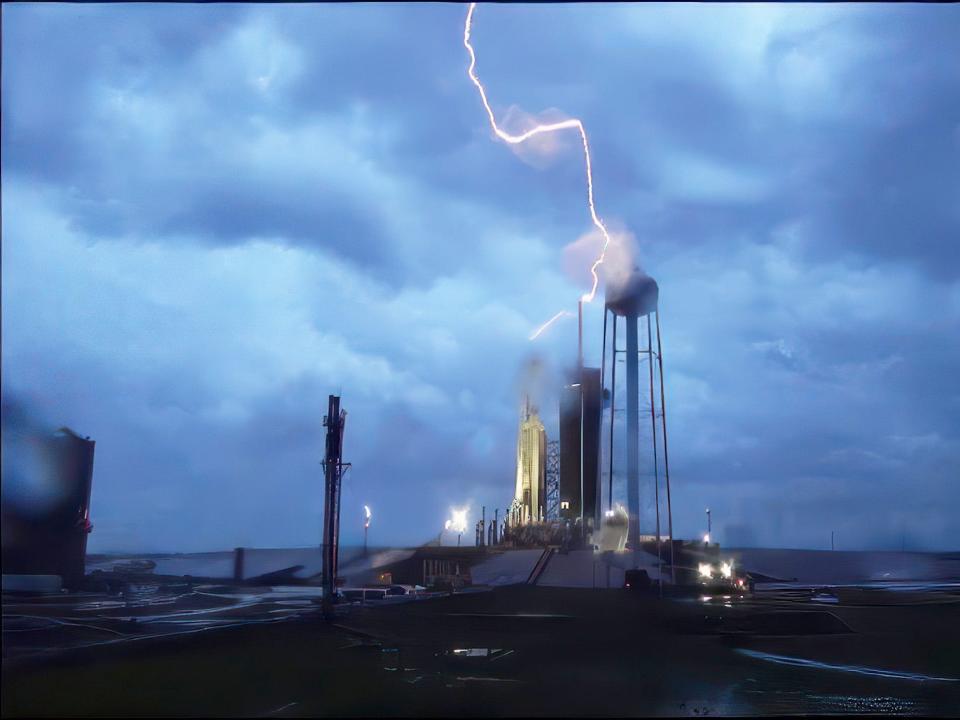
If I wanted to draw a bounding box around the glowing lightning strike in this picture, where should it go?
[529,310,575,340]
[464,2,613,311]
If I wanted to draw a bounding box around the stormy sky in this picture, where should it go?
[3,3,958,553]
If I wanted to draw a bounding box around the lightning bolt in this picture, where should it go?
[528,310,575,341]
[464,2,613,322]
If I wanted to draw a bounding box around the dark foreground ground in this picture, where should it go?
[3,584,960,717]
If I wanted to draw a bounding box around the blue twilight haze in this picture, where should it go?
[2,3,959,552]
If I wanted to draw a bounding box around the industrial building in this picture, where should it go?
[1,427,95,590]
[513,396,546,525]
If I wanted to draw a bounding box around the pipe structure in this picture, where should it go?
[607,311,617,512]
[233,547,245,582]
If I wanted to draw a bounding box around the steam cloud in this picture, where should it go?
[514,353,558,417]
[562,224,643,298]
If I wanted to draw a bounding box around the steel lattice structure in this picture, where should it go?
[545,440,561,520]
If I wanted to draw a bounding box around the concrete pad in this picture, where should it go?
[469,549,545,586]
[537,549,664,588]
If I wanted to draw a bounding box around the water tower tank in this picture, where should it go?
[605,267,658,318]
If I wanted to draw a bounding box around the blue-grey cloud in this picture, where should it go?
[2,2,958,553]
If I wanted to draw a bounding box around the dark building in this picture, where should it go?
[1,427,95,588]
[559,367,602,525]
[350,546,488,589]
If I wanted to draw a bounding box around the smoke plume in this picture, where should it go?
[513,353,560,419]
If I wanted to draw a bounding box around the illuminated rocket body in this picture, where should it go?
[514,397,546,525]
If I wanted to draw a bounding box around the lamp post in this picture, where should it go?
[363,505,371,556]
[704,508,712,544]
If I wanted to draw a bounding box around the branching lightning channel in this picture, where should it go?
[528,310,574,341]
[464,2,613,329]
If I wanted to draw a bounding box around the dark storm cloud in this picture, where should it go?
[3,3,406,273]
[457,4,960,276]
[3,4,244,180]
[2,3,958,552]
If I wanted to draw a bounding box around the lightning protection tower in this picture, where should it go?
[321,395,348,620]
[600,268,674,582]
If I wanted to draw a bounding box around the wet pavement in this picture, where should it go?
[1,583,327,661]
[3,581,959,716]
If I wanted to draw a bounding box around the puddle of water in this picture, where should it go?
[731,685,928,716]
[445,612,573,619]
[736,648,960,682]
[811,595,839,604]
[806,695,922,713]
[265,700,299,716]
[445,647,515,662]
[454,676,522,683]
[452,648,500,657]
[381,647,401,671]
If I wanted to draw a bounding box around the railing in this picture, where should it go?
[527,548,556,585]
